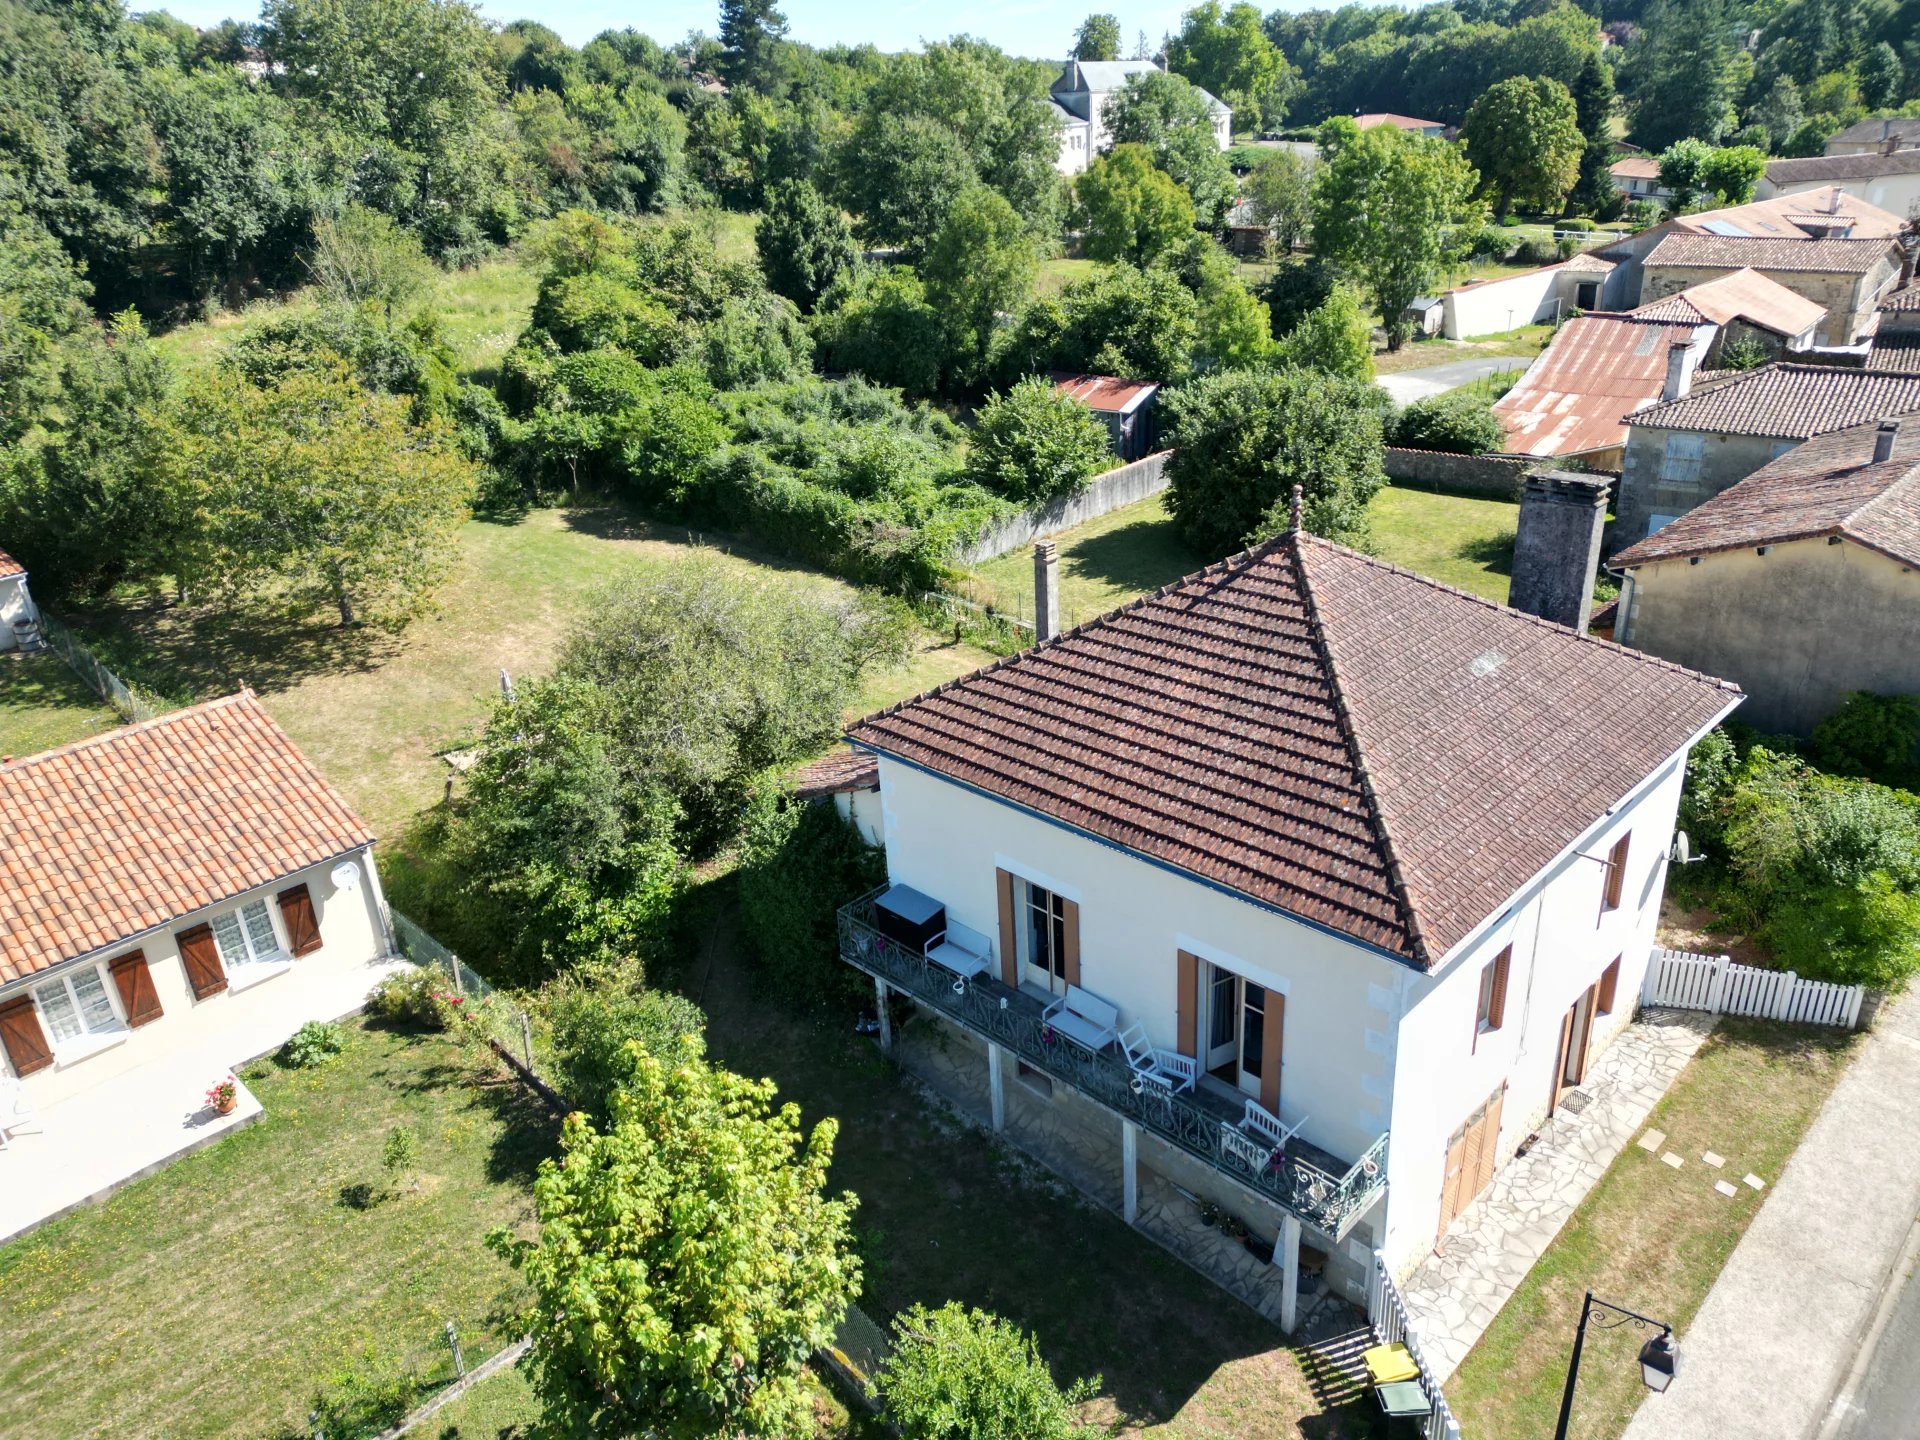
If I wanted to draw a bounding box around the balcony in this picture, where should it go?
[838,890,1388,1241]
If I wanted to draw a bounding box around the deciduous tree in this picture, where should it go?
[879,1303,1101,1440]
[1272,286,1373,379]
[1462,76,1583,220]
[920,187,1038,384]
[1072,13,1122,60]
[1076,144,1195,265]
[966,376,1113,502]
[1244,148,1315,251]
[755,178,856,313]
[1102,70,1236,228]
[1166,0,1296,129]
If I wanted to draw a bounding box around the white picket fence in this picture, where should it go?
[1366,1252,1462,1440]
[1642,948,1866,1029]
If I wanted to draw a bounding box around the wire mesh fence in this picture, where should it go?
[389,910,547,1080]
[37,612,157,722]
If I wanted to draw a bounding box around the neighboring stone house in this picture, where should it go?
[0,548,41,651]
[1611,154,1671,203]
[1758,146,1920,224]
[1048,59,1231,176]
[1627,266,1825,362]
[1871,277,1920,375]
[838,521,1737,1324]
[1612,365,1920,545]
[1637,233,1904,344]
[1611,415,1920,734]
[1824,116,1920,156]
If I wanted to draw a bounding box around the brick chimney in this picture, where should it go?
[1034,540,1061,642]
[1875,420,1901,463]
[1508,470,1612,631]
[1662,339,1693,402]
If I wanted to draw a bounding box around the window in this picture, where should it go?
[1646,512,1679,535]
[212,898,286,969]
[1597,956,1622,1015]
[1601,834,1631,917]
[1022,883,1068,984]
[1474,947,1511,1049]
[35,965,121,1045]
[1659,434,1705,484]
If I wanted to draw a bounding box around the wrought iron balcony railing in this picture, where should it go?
[838,891,1388,1241]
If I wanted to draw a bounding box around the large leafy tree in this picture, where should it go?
[920,187,1038,384]
[1462,76,1584,220]
[998,263,1198,384]
[1311,118,1484,349]
[1075,144,1195,265]
[1167,0,1296,130]
[149,360,478,627]
[813,267,945,397]
[1162,366,1387,554]
[1244,148,1315,252]
[879,1303,1101,1440]
[840,111,977,255]
[755,178,855,313]
[965,376,1113,502]
[1101,70,1235,228]
[1072,13,1122,60]
[1272,285,1373,380]
[491,1043,860,1440]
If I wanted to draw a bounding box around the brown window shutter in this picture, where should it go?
[1059,899,1081,989]
[1176,949,1198,1057]
[1602,833,1630,914]
[276,883,323,957]
[1574,987,1597,1082]
[1598,956,1621,1015]
[176,923,228,1000]
[1477,1086,1506,1193]
[996,869,1018,988]
[0,994,55,1076]
[1260,991,1284,1117]
[1489,947,1511,1030]
[107,950,165,1028]
[1438,1123,1469,1240]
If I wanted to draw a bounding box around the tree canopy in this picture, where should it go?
[1462,76,1583,220]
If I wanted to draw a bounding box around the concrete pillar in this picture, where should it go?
[1033,540,1060,642]
[1508,469,1610,631]
[874,976,892,1053]
[1278,1213,1302,1334]
[1121,1119,1139,1223]
[987,1042,1006,1132]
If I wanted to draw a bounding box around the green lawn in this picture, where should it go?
[0,1018,548,1440]
[0,649,121,756]
[960,482,1520,623]
[1448,1020,1858,1440]
[1370,324,1554,375]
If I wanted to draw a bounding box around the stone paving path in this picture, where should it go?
[1402,1008,1717,1381]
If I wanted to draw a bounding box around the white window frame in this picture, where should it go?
[1659,433,1705,484]
[34,963,127,1061]
[212,897,292,990]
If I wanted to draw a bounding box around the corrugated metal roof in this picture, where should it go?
[1494,315,1703,458]
[1051,372,1158,413]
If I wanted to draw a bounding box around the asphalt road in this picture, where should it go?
[1831,1229,1920,1440]
[1377,355,1530,407]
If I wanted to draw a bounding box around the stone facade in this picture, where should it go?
[1381,447,1533,500]
[1640,253,1903,345]
[1613,425,1800,550]
[1509,470,1610,629]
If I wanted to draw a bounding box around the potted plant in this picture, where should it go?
[206,1074,238,1116]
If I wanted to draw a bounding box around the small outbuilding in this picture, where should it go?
[1051,373,1161,462]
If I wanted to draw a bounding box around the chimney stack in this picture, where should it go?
[1662,339,1693,402]
[1509,470,1612,632]
[1033,539,1061,642]
[1874,420,1901,463]
[1886,135,1902,157]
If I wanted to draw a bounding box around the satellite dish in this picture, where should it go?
[331,859,363,891]
[1670,831,1704,865]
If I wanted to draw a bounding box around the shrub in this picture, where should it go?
[1260,257,1339,342]
[879,1303,1100,1440]
[1468,225,1515,260]
[1272,286,1374,381]
[365,968,468,1031]
[1810,692,1920,786]
[965,377,1114,503]
[309,1362,415,1440]
[1391,392,1505,454]
[1512,238,1561,266]
[382,1125,419,1194]
[1559,216,1595,231]
[737,785,888,1011]
[1718,335,1771,371]
[280,1020,346,1068]
[546,981,707,1125]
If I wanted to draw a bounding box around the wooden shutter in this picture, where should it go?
[276,883,323,956]
[1060,899,1081,989]
[1602,834,1630,914]
[996,869,1018,987]
[1550,1008,1575,1110]
[1176,949,1198,1057]
[176,923,228,1000]
[107,949,164,1028]
[0,994,54,1077]
[1572,987,1597,1083]
[1598,957,1621,1015]
[1475,1086,1506,1194]
[1489,947,1511,1030]
[1438,1123,1469,1239]
[1259,991,1284,1117]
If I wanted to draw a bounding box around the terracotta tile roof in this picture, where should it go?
[1883,281,1920,314]
[1669,189,1908,240]
[0,692,374,985]
[1628,268,1825,338]
[1050,372,1158,413]
[1495,314,1704,457]
[1871,335,1920,374]
[790,747,879,799]
[1354,112,1444,131]
[1611,156,1662,179]
[849,534,1738,968]
[1626,364,1920,440]
[0,551,22,581]
[1612,414,1920,569]
[1765,150,1920,184]
[1644,233,1897,275]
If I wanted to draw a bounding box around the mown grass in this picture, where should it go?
[0,1018,548,1440]
[1448,1020,1858,1440]
[0,649,121,757]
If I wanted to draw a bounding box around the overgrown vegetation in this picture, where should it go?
[737,786,888,1010]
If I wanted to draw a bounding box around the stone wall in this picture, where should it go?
[1614,425,1796,549]
[956,451,1172,566]
[1382,447,1534,500]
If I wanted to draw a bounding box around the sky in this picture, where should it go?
[152,0,1217,62]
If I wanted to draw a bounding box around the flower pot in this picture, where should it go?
[213,1093,237,1116]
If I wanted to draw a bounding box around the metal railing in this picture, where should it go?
[838,890,1388,1239]
[1367,1251,1463,1439]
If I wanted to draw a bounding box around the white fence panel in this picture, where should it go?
[1643,948,1864,1030]
[1367,1252,1463,1440]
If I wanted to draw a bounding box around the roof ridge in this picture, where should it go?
[1289,535,1432,968]
[0,689,257,771]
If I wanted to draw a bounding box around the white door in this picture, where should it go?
[1021,881,1069,994]
[1206,965,1239,1075]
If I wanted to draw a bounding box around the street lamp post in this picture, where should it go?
[1554,1291,1679,1440]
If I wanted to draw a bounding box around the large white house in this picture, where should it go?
[1048,58,1231,175]
[837,523,1739,1327]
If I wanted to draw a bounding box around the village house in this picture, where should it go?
[1757,145,1920,225]
[1612,364,1920,544]
[1610,154,1672,204]
[1635,233,1904,345]
[1048,58,1231,176]
[1627,267,1825,361]
[0,548,41,651]
[1352,111,1447,137]
[1822,116,1920,156]
[0,692,405,1239]
[835,521,1739,1327]
[1611,414,1920,735]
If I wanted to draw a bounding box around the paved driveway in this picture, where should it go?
[1378,356,1531,407]
[1831,1244,1920,1440]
